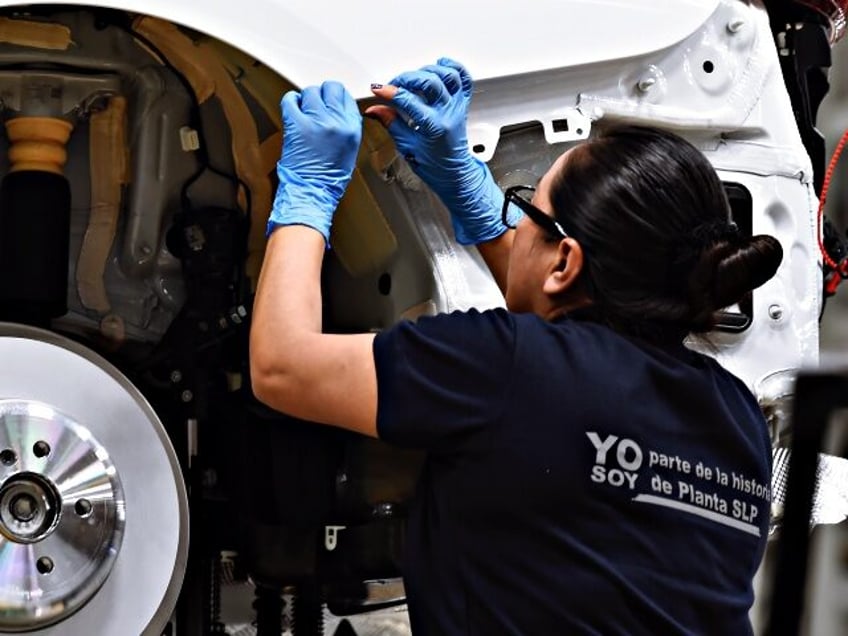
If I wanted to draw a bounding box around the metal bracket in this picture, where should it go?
[324,525,346,551]
[0,71,121,119]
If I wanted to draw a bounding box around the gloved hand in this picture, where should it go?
[367,58,521,245]
[267,81,363,242]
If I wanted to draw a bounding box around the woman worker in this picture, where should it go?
[250,58,781,635]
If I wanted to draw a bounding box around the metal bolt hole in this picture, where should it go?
[36,556,53,574]
[75,499,92,517]
[0,449,16,465]
[702,60,715,74]
[472,144,485,154]
[33,441,50,458]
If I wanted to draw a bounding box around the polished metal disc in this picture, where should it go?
[0,324,188,635]
[0,400,125,630]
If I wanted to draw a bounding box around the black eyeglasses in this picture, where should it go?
[502,185,568,239]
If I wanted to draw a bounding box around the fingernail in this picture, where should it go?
[370,83,383,90]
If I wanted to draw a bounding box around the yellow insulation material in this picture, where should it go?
[0,16,71,50]
[135,17,398,282]
[331,169,398,275]
[133,16,272,286]
[77,97,129,313]
[132,17,216,104]
[204,37,399,276]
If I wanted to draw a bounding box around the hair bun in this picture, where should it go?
[688,234,783,331]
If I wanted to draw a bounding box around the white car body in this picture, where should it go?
[0,1,826,634]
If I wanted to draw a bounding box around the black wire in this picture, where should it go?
[110,21,253,222]
[117,21,255,304]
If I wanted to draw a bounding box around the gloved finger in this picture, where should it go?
[370,83,431,135]
[437,57,473,101]
[322,81,361,127]
[390,69,450,106]
[320,80,348,110]
[299,85,326,115]
[419,64,462,96]
[390,87,437,134]
[280,90,304,124]
[341,86,362,123]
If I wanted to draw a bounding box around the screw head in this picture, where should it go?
[181,390,193,403]
[170,370,182,384]
[637,77,657,92]
[727,19,745,34]
[768,304,784,321]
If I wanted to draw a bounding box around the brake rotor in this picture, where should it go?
[0,323,188,634]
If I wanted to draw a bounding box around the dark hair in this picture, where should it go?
[549,125,782,342]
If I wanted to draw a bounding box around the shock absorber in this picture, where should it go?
[0,116,73,325]
[0,71,120,326]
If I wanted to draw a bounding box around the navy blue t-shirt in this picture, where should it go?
[372,309,771,635]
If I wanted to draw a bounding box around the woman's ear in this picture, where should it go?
[542,237,585,296]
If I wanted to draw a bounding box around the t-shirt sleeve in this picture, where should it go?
[372,308,517,451]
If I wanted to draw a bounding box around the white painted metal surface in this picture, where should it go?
[0,1,816,411]
[386,0,822,392]
[5,0,719,97]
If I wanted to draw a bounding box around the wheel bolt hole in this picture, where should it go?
[0,449,16,465]
[36,556,53,574]
[75,498,92,517]
[32,441,50,458]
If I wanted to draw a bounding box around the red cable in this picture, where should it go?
[818,129,848,272]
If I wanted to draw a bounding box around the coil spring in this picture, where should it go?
[291,584,324,636]
[253,586,284,636]
[209,556,227,634]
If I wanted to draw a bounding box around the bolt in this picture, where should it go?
[170,370,182,384]
[727,19,745,34]
[181,390,193,403]
[637,77,657,92]
[768,304,784,321]
[140,244,152,256]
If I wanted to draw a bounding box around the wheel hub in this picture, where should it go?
[0,324,187,635]
[0,400,125,630]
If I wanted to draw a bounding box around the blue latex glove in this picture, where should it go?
[267,81,363,242]
[370,58,521,245]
